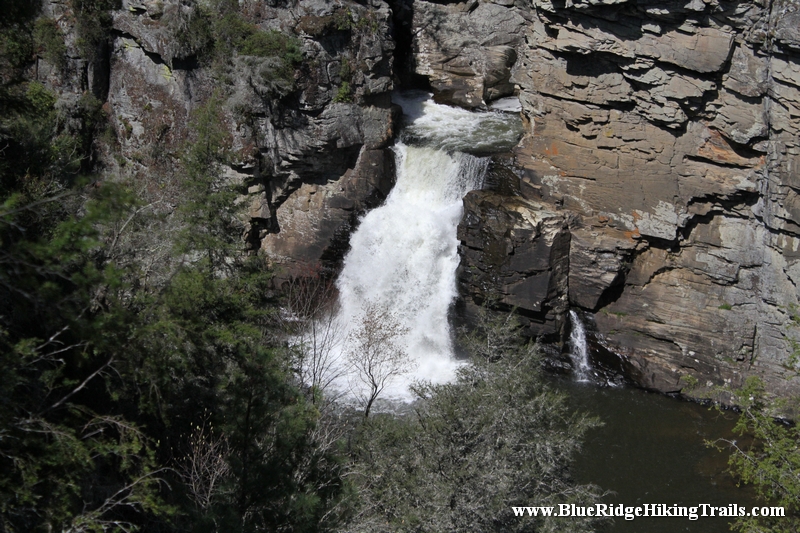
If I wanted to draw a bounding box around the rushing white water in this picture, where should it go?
[569,310,592,382]
[489,96,523,113]
[327,92,523,402]
[394,90,524,154]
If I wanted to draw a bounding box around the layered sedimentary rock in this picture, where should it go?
[444,0,800,399]
[457,190,572,336]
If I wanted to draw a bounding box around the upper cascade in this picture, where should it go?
[393,91,524,155]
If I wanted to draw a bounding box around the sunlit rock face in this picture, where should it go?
[436,0,800,400]
[409,0,527,108]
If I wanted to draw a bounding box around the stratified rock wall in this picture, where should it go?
[444,0,800,399]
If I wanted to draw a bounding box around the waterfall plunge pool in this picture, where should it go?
[559,378,760,533]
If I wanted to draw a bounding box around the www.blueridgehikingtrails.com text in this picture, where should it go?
[512,504,786,521]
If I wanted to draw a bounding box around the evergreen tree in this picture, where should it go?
[717,377,800,533]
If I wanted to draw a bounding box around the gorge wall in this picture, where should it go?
[31,0,800,400]
[62,0,400,276]
[414,0,800,400]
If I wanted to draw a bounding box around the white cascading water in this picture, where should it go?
[328,91,522,402]
[569,310,592,382]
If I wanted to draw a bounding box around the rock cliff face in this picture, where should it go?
[41,0,400,278]
[411,0,800,399]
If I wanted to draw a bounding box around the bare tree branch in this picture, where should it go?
[40,357,114,415]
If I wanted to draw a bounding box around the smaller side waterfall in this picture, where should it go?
[569,310,592,382]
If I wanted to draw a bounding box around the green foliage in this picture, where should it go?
[719,302,733,311]
[0,0,41,26]
[0,181,176,533]
[681,374,699,391]
[346,309,604,533]
[333,82,352,103]
[111,90,345,532]
[177,92,242,270]
[339,56,352,82]
[174,6,214,59]
[714,377,800,533]
[174,3,301,90]
[0,81,106,201]
[124,251,347,532]
[71,0,120,62]
[0,25,33,70]
[330,7,379,34]
[0,0,40,78]
[333,9,355,31]
[1,82,68,195]
[33,17,67,70]
[355,13,380,35]
[240,29,302,63]
[0,66,347,531]
[213,11,256,56]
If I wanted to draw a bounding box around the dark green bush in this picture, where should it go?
[33,17,67,70]
[173,4,301,89]
[0,0,40,26]
[0,26,32,73]
[332,81,352,103]
[213,11,253,56]
[240,30,301,62]
[175,7,214,59]
[71,0,120,62]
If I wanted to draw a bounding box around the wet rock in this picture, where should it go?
[259,147,396,277]
[457,191,571,338]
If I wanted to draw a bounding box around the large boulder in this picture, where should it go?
[410,0,526,107]
[457,190,571,338]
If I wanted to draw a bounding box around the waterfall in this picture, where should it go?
[569,310,592,382]
[327,91,522,402]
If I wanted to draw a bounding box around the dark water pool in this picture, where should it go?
[554,379,760,533]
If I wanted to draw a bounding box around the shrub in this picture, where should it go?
[71,0,120,62]
[333,82,352,103]
[240,29,301,63]
[173,5,301,90]
[33,17,67,70]
[0,26,32,70]
[714,377,800,533]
